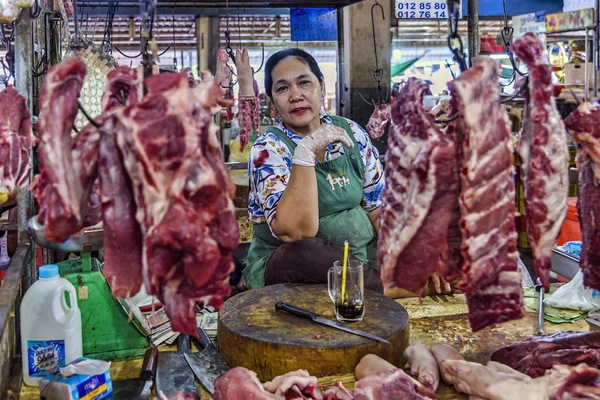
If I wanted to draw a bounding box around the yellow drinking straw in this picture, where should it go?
[341,240,349,304]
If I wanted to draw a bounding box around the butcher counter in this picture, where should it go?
[18,292,590,400]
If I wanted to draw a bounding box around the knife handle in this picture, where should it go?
[194,327,213,350]
[275,302,318,321]
[178,334,191,353]
[139,347,158,381]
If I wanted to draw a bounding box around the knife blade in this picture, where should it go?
[183,327,230,394]
[155,335,199,398]
[275,302,389,344]
[110,347,158,400]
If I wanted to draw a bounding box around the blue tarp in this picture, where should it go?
[462,0,563,17]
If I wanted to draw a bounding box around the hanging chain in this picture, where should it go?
[371,0,385,104]
[446,0,467,73]
[224,0,236,64]
[501,0,527,77]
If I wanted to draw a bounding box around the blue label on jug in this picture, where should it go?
[27,340,65,376]
[593,289,599,298]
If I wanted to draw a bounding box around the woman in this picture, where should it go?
[236,48,384,291]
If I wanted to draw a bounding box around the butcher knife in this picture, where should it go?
[275,302,390,344]
[110,347,158,400]
[155,335,199,398]
[183,327,231,394]
[535,278,546,335]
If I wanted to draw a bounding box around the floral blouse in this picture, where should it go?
[248,113,384,238]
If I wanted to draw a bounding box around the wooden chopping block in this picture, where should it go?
[218,284,409,381]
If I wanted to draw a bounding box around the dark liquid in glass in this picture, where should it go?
[336,300,364,320]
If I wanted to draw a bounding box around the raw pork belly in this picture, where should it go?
[448,57,524,331]
[490,331,600,378]
[564,102,600,290]
[114,72,238,334]
[0,86,35,205]
[511,33,570,289]
[378,77,459,293]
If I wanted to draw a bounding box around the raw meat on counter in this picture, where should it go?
[564,102,600,290]
[404,343,440,391]
[447,57,524,332]
[490,331,600,378]
[440,359,600,400]
[354,369,435,400]
[0,86,35,207]
[511,33,570,290]
[378,77,459,294]
[212,364,431,399]
[365,103,391,139]
[113,72,239,335]
[429,342,465,385]
[158,391,201,400]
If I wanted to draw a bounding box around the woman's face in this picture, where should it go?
[270,56,324,136]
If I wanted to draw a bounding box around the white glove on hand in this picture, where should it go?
[292,124,354,167]
[235,49,255,99]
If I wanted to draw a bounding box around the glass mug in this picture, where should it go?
[327,260,365,323]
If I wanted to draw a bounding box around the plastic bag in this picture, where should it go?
[544,270,600,311]
[518,257,534,288]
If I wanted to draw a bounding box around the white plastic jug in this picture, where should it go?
[20,264,82,386]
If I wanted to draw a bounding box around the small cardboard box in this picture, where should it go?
[564,63,600,87]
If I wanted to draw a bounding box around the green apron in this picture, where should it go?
[244,116,378,289]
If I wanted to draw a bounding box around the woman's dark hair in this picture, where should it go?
[264,48,324,98]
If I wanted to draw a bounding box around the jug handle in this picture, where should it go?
[50,285,79,327]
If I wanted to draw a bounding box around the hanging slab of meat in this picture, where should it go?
[366,103,391,139]
[98,116,144,298]
[447,57,524,332]
[34,57,88,242]
[114,72,238,335]
[354,368,435,400]
[215,49,234,120]
[101,66,144,112]
[97,66,145,298]
[378,77,459,293]
[490,330,600,378]
[564,102,600,290]
[32,121,102,231]
[0,86,35,207]
[238,76,261,152]
[511,33,570,290]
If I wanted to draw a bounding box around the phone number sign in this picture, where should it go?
[394,1,463,20]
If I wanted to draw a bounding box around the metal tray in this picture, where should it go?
[551,247,580,280]
[27,215,104,252]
